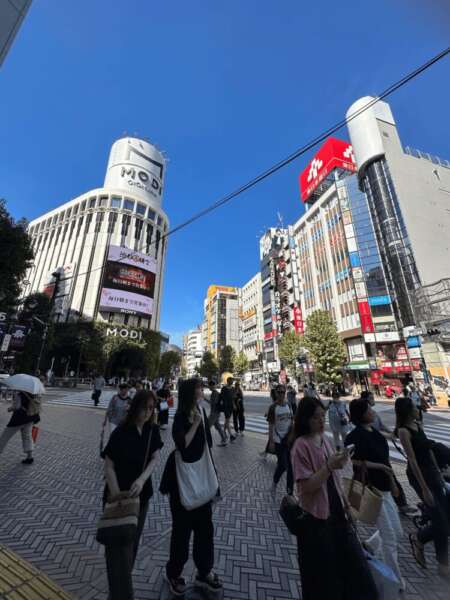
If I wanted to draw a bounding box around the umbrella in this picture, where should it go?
[4,374,46,395]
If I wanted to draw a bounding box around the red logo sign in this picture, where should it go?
[299,137,357,203]
[358,300,375,334]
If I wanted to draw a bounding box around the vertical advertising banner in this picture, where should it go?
[99,246,156,318]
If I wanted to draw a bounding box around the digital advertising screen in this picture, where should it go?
[99,246,157,318]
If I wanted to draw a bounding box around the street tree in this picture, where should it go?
[0,200,33,313]
[219,345,235,375]
[302,310,347,384]
[159,350,182,379]
[233,352,249,378]
[278,330,304,382]
[199,351,219,381]
[15,293,52,374]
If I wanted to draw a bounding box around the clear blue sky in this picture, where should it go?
[1,1,449,346]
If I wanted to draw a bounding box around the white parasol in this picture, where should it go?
[4,374,46,395]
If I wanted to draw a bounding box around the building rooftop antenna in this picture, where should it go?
[277,212,284,228]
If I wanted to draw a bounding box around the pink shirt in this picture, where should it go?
[291,435,346,520]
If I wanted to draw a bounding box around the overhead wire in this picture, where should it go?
[29,45,450,285]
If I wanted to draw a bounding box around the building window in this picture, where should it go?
[95,212,104,232]
[107,212,118,233]
[72,204,78,215]
[121,214,131,237]
[80,200,87,212]
[89,197,97,209]
[157,215,163,227]
[111,196,121,209]
[98,195,108,208]
[134,219,144,249]
[124,199,135,212]
[155,229,161,259]
[148,209,156,221]
[137,203,146,216]
[66,208,71,219]
[146,224,153,253]
[85,213,93,232]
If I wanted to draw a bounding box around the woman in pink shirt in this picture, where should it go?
[290,397,378,600]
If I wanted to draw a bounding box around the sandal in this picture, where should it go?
[409,533,427,569]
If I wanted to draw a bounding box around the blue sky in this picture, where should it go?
[1,1,449,346]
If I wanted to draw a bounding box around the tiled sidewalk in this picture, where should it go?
[0,403,448,599]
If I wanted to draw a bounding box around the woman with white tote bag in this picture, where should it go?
[160,378,222,597]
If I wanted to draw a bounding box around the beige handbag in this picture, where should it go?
[343,465,383,525]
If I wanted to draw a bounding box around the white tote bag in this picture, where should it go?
[175,413,219,511]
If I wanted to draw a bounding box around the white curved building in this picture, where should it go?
[24,136,169,331]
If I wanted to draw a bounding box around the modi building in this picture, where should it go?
[23,136,169,332]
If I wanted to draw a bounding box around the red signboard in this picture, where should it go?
[299,137,357,203]
[293,305,304,334]
[358,300,375,333]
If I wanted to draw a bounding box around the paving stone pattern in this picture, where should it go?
[0,402,448,599]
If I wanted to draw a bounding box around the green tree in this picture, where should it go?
[0,200,34,313]
[278,330,305,382]
[159,350,182,379]
[15,293,52,374]
[233,352,249,377]
[219,345,235,374]
[198,351,218,380]
[302,310,347,384]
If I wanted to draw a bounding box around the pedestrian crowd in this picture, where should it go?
[0,374,449,600]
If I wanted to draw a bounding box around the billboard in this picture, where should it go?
[99,245,156,317]
[259,228,287,261]
[299,137,357,203]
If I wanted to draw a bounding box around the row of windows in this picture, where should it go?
[29,195,166,237]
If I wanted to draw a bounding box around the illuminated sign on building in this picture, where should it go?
[299,138,357,203]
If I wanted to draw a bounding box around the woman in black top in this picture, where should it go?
[160,378,223,597]
[103,390,163,600]
[233,380,245,434]
[0,391,40,464]
[346,398,404,590]
[395,396,449,579]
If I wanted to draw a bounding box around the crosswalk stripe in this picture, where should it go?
[42,393,449,463]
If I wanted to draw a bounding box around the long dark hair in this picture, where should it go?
[395,396,414,433]
[122,390,156,427]
[289,396,325,444]
[178,378,201,419]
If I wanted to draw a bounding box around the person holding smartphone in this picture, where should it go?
[290,397,377,599]
[346,398,404,591]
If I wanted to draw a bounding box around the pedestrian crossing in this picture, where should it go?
[42,389,450,463]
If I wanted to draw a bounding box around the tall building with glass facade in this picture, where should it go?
[0,0,32,67]
[346,97,450,329]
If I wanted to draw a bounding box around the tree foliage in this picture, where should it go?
[233,352,249,377]
[278,330,304,382]
[198,351,218,381]
[0,200,34,313]
[159,350,182,379]
[302,310,347,384]
[219,345,235,374]
[15,293,52,374]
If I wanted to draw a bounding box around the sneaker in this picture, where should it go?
[195,572,223,593]
[399,504,418,517]
[218,441,228,447]
[230,435,236,442]
[21,458,34,465]
[164,574,187,597]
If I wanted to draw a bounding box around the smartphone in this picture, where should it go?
[346,444,356,456]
